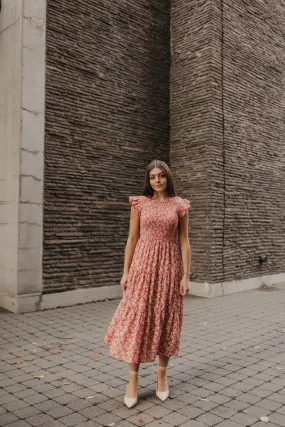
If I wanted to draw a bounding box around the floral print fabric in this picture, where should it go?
[103,195,191,363]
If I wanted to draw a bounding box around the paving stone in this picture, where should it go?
[268,392,285,404]
[180,421,209,427]
[144,405,173,419]
[231,382,255,393]
[236,393,262,404]
[3,399,30,412]
[1,379,18,387]
[193,399,219,412]
[32,384,55,393]
[40,422,66,427]
[176,393,199,405]
[0,412,19,426]
[93,412,122,426]
[46,406,73,419]
[13,406,41,419]
[229,413,259,426]
[134,399,156,411]
[52,394,78,405]
[251,423,280,427]
[209,394,231,405]
[215,422,244,427]
[2,422,31,427]
[160,412,189,426]
[14,389,37,399]
[79,406,106,419]
[249,388,273,398]
[0,394,17,405]
[177,406,204,419]
[5,384,28,394]
[112,421,137,427]
[196,412,224,426]
[160,399,187,411]
[24,394,48,405]
[126,412,156,426]
[255,398,283,411]
[25,413,54,426]
[76,421,102,427]
[210,406,238,419]
[43,389,66,399]
[34,401,61,413]
[262,413,285,426]
[260,382,284,392]
[112,405,140,419]
[243,405,272,418]
[220,388,243,398]
[66,398,92,411]
[145,421,173,427]
[57,413,88,426]
[225,400,250,411]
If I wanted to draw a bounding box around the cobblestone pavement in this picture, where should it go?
[1,285,285,427]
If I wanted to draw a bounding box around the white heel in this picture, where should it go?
[156,366,169,401]
[124,370,138,408]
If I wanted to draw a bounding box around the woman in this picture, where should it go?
[104,159,191,408]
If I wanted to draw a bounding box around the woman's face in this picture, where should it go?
[149,167,167,192]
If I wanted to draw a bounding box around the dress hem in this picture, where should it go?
[103,340,179,364]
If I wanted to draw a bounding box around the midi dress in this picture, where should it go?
[103,194,191,363]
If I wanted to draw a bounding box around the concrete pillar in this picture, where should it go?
[0,0,46,313]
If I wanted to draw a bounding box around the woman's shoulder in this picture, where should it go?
[128,195,148,203]
[128,195,147,216]
[174,194,190,202]
[174,195,191,218]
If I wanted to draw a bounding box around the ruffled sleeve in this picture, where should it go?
[129,195,143,217]
[178,197,191,218]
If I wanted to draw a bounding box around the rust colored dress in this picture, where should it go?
[103,195,191,363]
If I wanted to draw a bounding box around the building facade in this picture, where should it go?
[1,0,285,313]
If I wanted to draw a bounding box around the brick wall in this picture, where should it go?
[44,0,171,292]
[222,0,285,281]
[171,0,285,284]
[44,0,285,293]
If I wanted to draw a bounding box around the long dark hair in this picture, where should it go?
[142,160,176,198]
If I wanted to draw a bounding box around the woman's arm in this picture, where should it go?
[123,206,140,275]
[178,210,191,295]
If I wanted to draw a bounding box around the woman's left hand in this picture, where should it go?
[180,276,190,296]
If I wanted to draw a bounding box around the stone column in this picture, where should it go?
[0,0,46,313]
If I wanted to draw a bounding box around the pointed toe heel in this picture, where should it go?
[124,370,139,408]
[156,389,169,401]
[156,365,169,401]
[124,395,138,408]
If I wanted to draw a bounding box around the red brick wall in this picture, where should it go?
[44,0,171,292]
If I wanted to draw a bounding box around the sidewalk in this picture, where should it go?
[1,285,285,427]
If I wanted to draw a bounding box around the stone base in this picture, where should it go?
[190,272,285,298]
[0,285,122,313]
[0,292,42,314]
[1,273,285,313]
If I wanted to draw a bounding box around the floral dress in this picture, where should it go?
[103,195,191,363]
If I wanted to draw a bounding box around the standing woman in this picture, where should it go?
[104,159,191,408]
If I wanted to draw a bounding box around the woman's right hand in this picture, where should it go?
[120,273,128,292]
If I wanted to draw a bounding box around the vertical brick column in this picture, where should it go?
[170,0,224,288]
